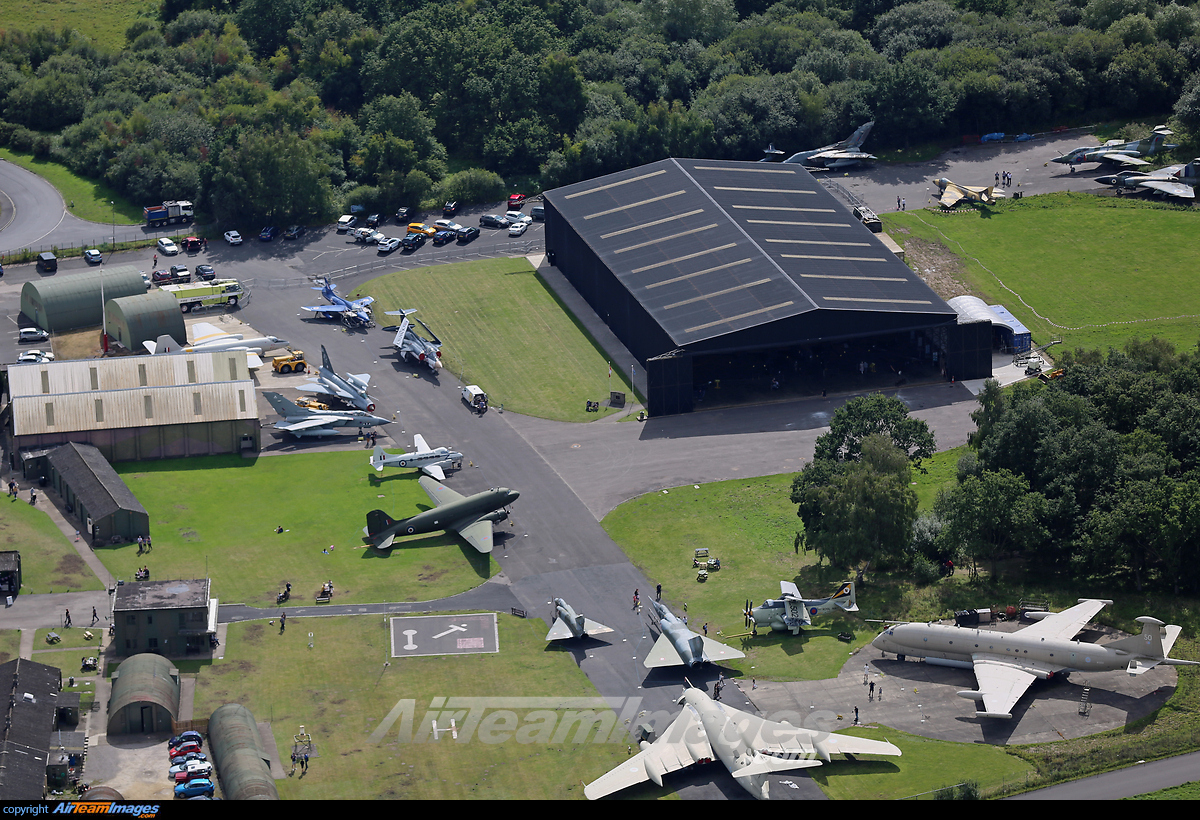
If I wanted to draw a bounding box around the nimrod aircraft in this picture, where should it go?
[872,598,1199,719]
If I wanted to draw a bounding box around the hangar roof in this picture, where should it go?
[545,158,955,348]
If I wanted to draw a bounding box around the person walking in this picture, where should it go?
[854,705,859,724]
[655,584,661,601]
[280,611,287,633]
[64,609,72,628]
[29,488,36,505]
[91,607,99,626]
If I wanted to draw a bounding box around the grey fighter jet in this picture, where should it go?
[264,392,389,437]
[1095,158,1200,199]
[584,684,901,800]
[304,345,378,412]
[382,310,443,373]
[545,598,613,641]
[644,600,744,669]
[363,475,519,553]
[872,598,1199,719]
[776,121,877,169]
[1052,126,1177,168]
[369,436,463,481]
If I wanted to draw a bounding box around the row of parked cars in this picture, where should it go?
[167,731,215,798]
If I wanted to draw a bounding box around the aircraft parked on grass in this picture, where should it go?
[772,122,877,169]
[933,177,1003,208]
[584,684,901,800]
[143,321,288,368]
[1051,126,1178,168]
[363,475,519,553]
[383,310,443,373]
[264,392,389,437]
[871,598,1199,719]
[369,436,463,481]
[1095,159,1200,200]
[304,346,378,412]
[546,598,613,641]
[745,580,858,635]
[645,599,745,669]
[302,278,374,327]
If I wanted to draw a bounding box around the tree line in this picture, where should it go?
[2,0,1200,223]
[792,338,1200,596]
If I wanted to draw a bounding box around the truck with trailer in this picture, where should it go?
[159,279,244,312]
[144,201,194,227]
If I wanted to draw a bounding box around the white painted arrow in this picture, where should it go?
[431,624,468,639]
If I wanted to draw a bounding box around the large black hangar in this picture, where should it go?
[544,159,992,415]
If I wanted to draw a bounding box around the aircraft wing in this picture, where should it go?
[190,322,240,344]
[938,187,965,207]
[725,703,901,759]
[304,380,351,401]
[350,373,371,387]
[302,304,350,316]
[452,519,495,554]
[420,464,446,481]
[1140,179,1195,198]
[546,619,576,641]
[644,633,687,668]
[274,417,345,432]
[1019,598,1110,641]
[582,618,614,636]
[780,580,801,599]
[968,656,1040,719]
[351,295,375,308]
[822,151,876,161]
[584,705,708,799]
[418,475,466,508]
[701,636,746,663]
[245,352,264,369]
[1102,153,1151,167]
[413,434,431,453]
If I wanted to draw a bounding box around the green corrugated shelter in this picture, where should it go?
[208,703,278,799]
[20,266,145,331]
[105,291,186,355]
[106,653,180,735]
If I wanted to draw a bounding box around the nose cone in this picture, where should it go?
[933,177,949,188]
[503,488,520,504]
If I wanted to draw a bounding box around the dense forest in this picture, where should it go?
[2,0,1200,223]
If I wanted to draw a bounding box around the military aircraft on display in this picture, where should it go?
[645,600,745,669]
[302,278,375,327]
[774,122,877,169]
[263,392,389,437]
[744,581,858,635]
[584,684,902,800]
[1095,159,1200,199]
[369,437,463,481]
[363,475,519,553]
[933,177,1003,208]
[1051,126,1178,168]
[304,345,378,412]
[545,598,613,642]
[871,599,1200,720]
[143,321,288,368]
[383,310,442,373]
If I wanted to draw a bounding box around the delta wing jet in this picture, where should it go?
[546,598,613,641]
[264,392,389,437]
[645,600,745,669]
[383,310,442,373]
[304,345,377,412]
[1052,126,1178,168]
[302,278,374,327]
[745,580,858,635]
[872,598,1200,719]
[1095,158,1200,200]
[363,475,519,553]
[584,685,901,800]
[143,321,288,368]
[933,177,1003,208]
[777,122,876,169]
[369,437,463,481]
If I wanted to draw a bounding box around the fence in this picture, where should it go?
[1,224,195,266]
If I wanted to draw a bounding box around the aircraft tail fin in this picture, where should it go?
[321,345,333,373]
[365,509,397,539]
[845,121,874,150]
[1114,618,1200,674]
[370,445,387,472]
[150,334,185,354]
[831,580,858,612]
[263,391,305,418]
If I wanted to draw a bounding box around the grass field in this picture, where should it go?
[111,453,498,607]
[0,493,104,595]
[0,148,142,226]
[0,0,157,54]
[0,631,19,666]
[883,194,1200,355]
[353,258,638,422]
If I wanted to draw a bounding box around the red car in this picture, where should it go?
[508,193,527,209]
[169,741,202,759]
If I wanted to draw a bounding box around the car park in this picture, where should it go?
[337,215,358,232]
[284,225,306,239]
[432,230,456,246]
[157,238,179,256]
[17,350,54,364]
[531,204,545,221]
[505,210,532,225]
[83,249,103,264]
[508,221,529,237]
[442,200,458,216]
[456,226,480,242]
[401,233,426,251]
[377,236,401,253]
[366,213,381,228]
[194,264,216,281]
[174,778,214,799]
[479,214,510,228]
[259,226,280,241]
[508,193,527,208]
[224,231,242,245]
[407,223,437,236]
[18,328,49,344]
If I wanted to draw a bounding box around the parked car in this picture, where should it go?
[434,219,463,233]
[284,225,306,239]
[395,206,411,223]
[170,731,203,748]
[531,204,545,221]
[407,223,437,236]
[168,740,202,759]
[18,328,49,344]
[194,264,216,281]
[505,210,532,225]
[36,252,57,272]
[174,778,215,799]
[442,200,458,216]
[432,230,456,246]
[456,226,480,242]
[377,236,401,253]
[366,213,381,228]
[151,268,187,285]
[337,215,358,232]
[508,193,527,208]
[224,231,243,245]
[157,238,179,256]
[83,249,103,264]
[508,221,529,237]
[169,264,191,282]
[401,233,426,251]
[168,750,208,767]
[16,350,54,364]
[479,214,510,228]
[259,226,280,241]
[182,236,202,252]
[141,272,152,289]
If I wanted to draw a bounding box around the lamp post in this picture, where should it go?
[109,200,115,252]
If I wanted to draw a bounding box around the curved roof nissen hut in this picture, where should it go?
[20,266,146,331]
[106,291,186,355]
[208,703,278,800]
[106,653,180,735]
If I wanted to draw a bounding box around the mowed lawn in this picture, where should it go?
[111,453,498,607]
[353,258,636,421]
[883,194,1200,354]
[0,492,103,594]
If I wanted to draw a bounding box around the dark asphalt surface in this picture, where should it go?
[2,139,1195,800]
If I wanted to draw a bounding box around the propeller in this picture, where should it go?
[743,600,754,629]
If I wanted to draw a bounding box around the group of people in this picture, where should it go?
[321,580,334,597]
[136,535,153,554]
[585,400,601,412]
[995,170,1014,186]
[135,566,150,580]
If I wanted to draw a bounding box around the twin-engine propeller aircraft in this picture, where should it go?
[584,683,901,800]
[369,437,463,481]
[872,598,1199,719]
[744,581,858,635]
[363,476,518,554]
